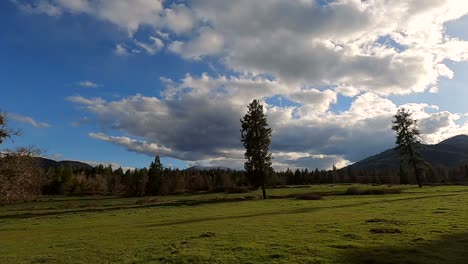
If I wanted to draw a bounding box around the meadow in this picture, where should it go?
[0,185,467,264]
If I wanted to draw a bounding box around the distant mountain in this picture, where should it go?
[347,135,468,171]
[35,157,94,170]
[184,165,233,171]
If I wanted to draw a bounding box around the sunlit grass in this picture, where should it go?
[0,185,467,263]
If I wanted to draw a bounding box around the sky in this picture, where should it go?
[1,0,468,171]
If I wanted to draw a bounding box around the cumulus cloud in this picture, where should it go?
[169,28,224,60]
[163,4,195,34]
[9,113,50,128]
[419,111,456,134]
[186,0,468,95]
[69,71,468,169]
[13,0,195,36]
[15,1,468,91]
[25,0,466,169]
[12,0,198,55]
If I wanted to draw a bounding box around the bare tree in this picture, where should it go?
[0,113,42,204]
[0,146,43,204]
[0,112,20,144]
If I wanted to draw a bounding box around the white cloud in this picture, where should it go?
[163,4,195,34]
[185,0,468,96]
[419,111,456,134]
[21,0,466,169]
[155,30,170,39]
[53,0,91,13]
[9,113,50,128]
[134,36,164,55]
[77,80,99,88]
[169,28,224,60]
[13,0,194,36]
[16,0,62,16]
[89,132,175,158]
[93,0,164,35]
[428,86,439,93]
[70,71,468,169]
[67,95,105,106]
[114,44,129,56]
[272,152,351,171]
[15,1,468,89]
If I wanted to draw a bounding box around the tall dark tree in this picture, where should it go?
[241,99,272,199]
[392,108,427,188]
[147,155,163,195]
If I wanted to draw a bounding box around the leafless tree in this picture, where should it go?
[0,146,44,204]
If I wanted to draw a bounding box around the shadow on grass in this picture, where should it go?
[0,196,258,219]
[1,191,466,221]
[268,191,342,199]
[338,232,468,264]
[145,192,465,228]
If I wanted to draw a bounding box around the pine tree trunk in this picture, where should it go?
[407,140,423,188]
[413,163,422,188]
[261,183,266,199]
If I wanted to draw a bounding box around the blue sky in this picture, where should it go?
[1,0,468,170]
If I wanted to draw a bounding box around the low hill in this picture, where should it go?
[347,135,468,171]
[184,166,232,171]
[35,157,94,170]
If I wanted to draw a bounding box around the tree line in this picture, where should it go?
[30,159,468,199]
[39,157,247,197]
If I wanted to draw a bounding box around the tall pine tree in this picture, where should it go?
[147,155,163,195]
[392,108,428,188]
[241,99,272,199]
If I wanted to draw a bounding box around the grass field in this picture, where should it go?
[1,185,467,263]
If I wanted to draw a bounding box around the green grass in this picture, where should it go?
[0,185,467,263]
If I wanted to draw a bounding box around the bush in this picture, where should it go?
[345,186,402,195]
